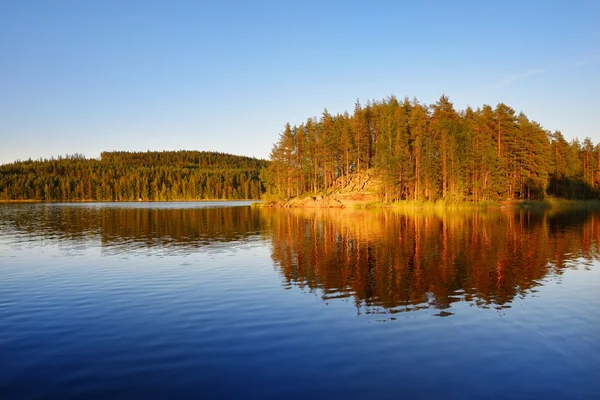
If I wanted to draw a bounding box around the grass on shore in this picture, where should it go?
[0,199,43,203]
[352,198,600,211]
[519,198,600,210]
[352,200,499,210]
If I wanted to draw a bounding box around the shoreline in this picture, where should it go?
[4,198,600,211]
[0,199,260,204]
[261,198,600,211]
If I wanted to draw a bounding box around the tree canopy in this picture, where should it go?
[0,151,268,201]
[266,95,599,202]
[3,95,597,203]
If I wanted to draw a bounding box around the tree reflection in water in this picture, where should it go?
[263,208,599,314]
[1,204,597,315]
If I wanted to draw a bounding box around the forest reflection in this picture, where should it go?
[1,204,598,313]
[262,208,599,314]
[0,205,263,254]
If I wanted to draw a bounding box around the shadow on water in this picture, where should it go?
[1,203,598,315]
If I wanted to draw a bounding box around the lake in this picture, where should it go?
[1,202,599,399]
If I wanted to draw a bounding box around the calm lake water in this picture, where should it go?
[1,202,599,399]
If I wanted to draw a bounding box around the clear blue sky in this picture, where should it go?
[1,0,598,164]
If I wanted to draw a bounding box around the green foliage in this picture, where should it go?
[266,95,600,202]
[0,151,268,201]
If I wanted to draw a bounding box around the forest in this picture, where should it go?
[2,95,598,204]
[0,151,267,201]
[266,95,600,202]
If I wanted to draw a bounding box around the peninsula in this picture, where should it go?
[263,95,600,207]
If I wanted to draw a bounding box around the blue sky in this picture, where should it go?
[1,0,598,164]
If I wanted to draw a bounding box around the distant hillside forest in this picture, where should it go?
[265,95,600,202]
[0,151,267,201]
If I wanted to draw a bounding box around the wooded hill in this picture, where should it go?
[265,95,600,202]
[0,151,267,201]
[2,95,597,204]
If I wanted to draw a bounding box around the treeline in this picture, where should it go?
[0,151,268,201]
[266,95,599,202]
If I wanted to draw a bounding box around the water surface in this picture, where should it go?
[1,202,599,399]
